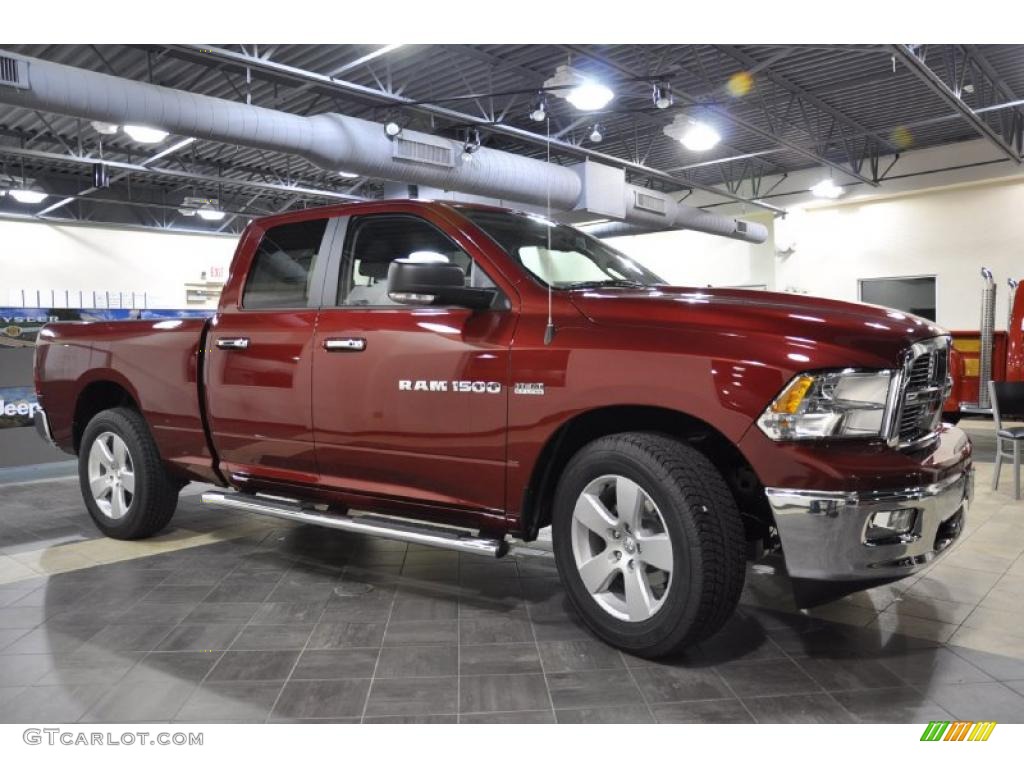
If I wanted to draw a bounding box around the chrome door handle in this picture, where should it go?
[216,337,250,350]
[324,338,366,352]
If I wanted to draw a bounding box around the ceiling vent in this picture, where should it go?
[392,136,455,168]
[633,190,668,215]
[0,55,28,90]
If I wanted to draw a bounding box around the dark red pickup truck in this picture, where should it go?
[34,199,973,657]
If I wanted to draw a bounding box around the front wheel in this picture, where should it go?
[79,407,181,540]
[552,432,746,658]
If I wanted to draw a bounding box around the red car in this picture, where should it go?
[33,200,973,657]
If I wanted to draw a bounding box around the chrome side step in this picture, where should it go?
[201,491,508,558]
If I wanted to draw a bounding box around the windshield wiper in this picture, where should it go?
[564,279,649,289]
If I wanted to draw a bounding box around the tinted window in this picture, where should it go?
[243,219,328,309]
[340,215,493,307]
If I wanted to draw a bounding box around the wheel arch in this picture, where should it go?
[518,405,772,546]
[73,379,139,453]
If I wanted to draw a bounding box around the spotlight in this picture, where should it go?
[566,80,614,111]
[7,188,48,204]
[529,93,547,122]
[384,121,402,138]
[90,121,119,135]
[123,125,168,144]
[810,178,843,199]
[589,124,603,143]
[680,120,721,152]
[653,82,673,110]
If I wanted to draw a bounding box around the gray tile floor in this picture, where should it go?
[1,424,1023,724]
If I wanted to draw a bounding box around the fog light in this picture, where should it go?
[866,509,919,544]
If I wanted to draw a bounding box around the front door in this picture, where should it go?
[205,215,336,485]
[312,212,515,513]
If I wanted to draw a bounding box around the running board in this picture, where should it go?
[201,491,508,558]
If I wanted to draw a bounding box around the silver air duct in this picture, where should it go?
[1008,278,1019,333]
[0,50,767,243]
[978,267,996,409]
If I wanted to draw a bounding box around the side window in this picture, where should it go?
[242,218,328,309]
[339,215,494,307]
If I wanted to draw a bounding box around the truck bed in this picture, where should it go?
[34,317,220,483]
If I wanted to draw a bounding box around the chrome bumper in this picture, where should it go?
[765,465,973,582]
[33,407,56,447]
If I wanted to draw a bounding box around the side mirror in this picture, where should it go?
[387,260,499,310]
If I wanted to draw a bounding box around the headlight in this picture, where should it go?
[757,369,896,440]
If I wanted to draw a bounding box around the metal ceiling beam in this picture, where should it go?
[713,44,901,156]
[162,44,783,214]
[892,44,1021,164]
[565,44,880,187]
[0,145,366,202]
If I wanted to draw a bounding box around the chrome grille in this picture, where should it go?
[894,338,950,446]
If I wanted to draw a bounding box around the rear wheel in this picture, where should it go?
[552,432,746,658]
[79,407,181,540]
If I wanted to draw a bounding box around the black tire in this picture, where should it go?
[78,406,180,540]
[552,432,746,658]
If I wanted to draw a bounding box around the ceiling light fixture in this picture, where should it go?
[810,178,844,199]
[566,80,615,111]
[123,125,169,144]
[680,120,721,152]
[338,171,359,178]
[90,121,119,135]
[197,206,226,221]
[384,121,402,138]
[7,188,48,204]
[589,124,603,143]
[653,82,673,110]
[529,92,547,122]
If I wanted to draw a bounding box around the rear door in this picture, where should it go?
[205,215,338,485]
[312,212,516,514]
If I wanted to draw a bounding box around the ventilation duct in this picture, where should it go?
[978,267,996,410]
[0,50,767,243]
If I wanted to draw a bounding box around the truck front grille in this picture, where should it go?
[894,338,950,446]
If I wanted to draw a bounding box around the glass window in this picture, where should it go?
[461,208,665,289]
[859,276,936,321]
[340,215,494,307]
[242,219,328,309]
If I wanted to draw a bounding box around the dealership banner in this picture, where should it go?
[1,307,214,430]
[0,386,40,429]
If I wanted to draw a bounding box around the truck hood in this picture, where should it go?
[568,286,947,368]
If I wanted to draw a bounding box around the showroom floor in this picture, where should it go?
[1,421,1023,724]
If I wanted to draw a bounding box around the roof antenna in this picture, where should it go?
[543,116,556,346]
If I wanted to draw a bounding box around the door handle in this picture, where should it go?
[216,337,250,350]
[324,338,366,352]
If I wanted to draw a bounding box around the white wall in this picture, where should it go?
[608,175,1024,332]
[607,212,776,289]
[776,177,1024,331]
[1,219,238,309]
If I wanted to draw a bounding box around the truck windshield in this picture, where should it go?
[461,209,665,289]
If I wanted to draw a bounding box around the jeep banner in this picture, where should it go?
[0,387,41,429]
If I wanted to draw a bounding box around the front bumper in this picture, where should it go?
[765,463,973,584]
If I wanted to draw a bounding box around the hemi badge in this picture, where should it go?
[514,382,545,396]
